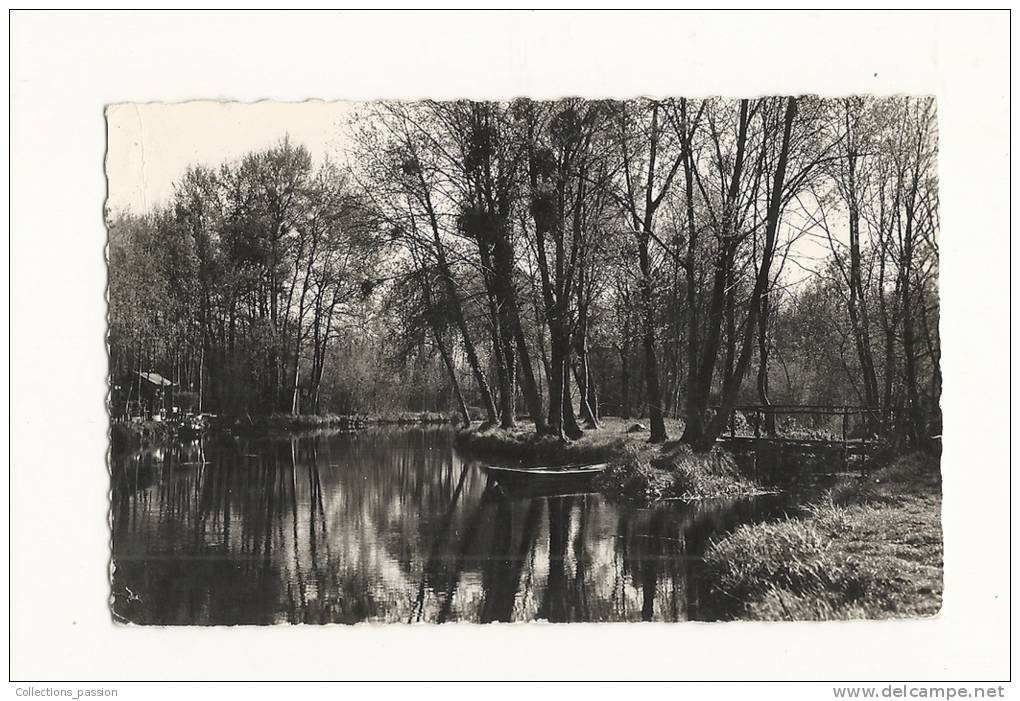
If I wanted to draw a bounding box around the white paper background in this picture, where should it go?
[8,9,1012,681]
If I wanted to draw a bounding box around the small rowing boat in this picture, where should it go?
[482,462,608,489]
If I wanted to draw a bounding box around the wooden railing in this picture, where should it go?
[707,404,896,472]
[712,404,896,442]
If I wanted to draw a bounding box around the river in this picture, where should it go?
[110,426,801,624]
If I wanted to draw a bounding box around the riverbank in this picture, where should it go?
[228,411,451,433]
[701,451,942,620]
[111,411,453,451]
[455,418,765,501]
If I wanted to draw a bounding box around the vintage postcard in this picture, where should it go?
[106,96,941,625]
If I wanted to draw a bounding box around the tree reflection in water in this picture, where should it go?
[111,428,789,624]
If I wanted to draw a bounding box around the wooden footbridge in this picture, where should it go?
[712,404,892,470]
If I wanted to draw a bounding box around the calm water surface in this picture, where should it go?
[111,427,801,624]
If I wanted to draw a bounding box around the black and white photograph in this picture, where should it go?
[106,95,942,625]
[9,8,1011,686]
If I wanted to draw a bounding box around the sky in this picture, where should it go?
[105,101,358,214]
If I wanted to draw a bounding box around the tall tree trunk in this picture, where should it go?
[484,283,514,429]
[198,342,205,414]
[574,308,599,429]
[452,299,498,427]
[547,334,566,440]
[418,169,499,427]
[638,234,667,443]
[620,339,631,420]
[560,346,583,439]
[682,240,733,443]
[492,223,546,432]
[546,323,582,440]
[699,97,798,449]
[722,263,737,394]
[682,100,749,445]
[846,151,881,427]
[902,203,922,445]
[756,292,776,436]
[514,325,548,431]
[877,232,899,427]
[683,239,700,437]
[498,331,516,429]
[495,272,518,429]
[574,363,595,428]
[290,352,301,415]
[433,327,471,427]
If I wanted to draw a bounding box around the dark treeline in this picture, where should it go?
[107,96,940,449]
[108,139,387,417]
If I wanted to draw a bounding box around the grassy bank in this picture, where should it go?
[230,411,451,433]
[702,451,942,620]
[112,411,453,451]
[595,442,767,501]
[456,417,764,501]
[455,417,634,466]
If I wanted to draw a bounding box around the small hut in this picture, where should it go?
[119,371,174,421]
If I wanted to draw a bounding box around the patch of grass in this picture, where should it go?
[702,452,943,620]
[595,442,766,501]
[455,418,633,466]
